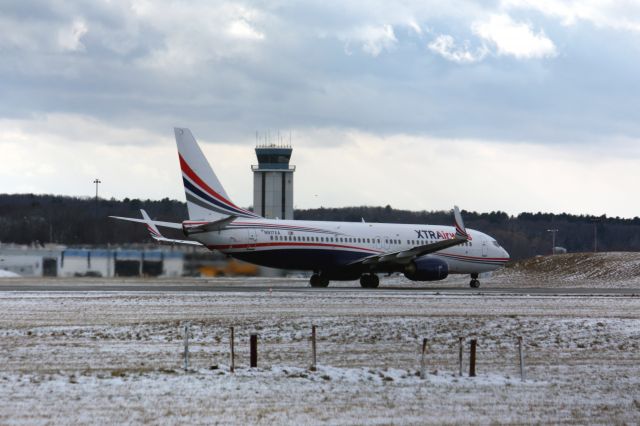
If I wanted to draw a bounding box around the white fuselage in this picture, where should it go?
[189,217,509,274]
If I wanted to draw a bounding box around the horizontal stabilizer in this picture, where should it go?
[109,211,202,246]
[109,215,183,229]
[182,215,237,235]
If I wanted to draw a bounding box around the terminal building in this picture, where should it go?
[252,142,295,220]
[0,245,184,278]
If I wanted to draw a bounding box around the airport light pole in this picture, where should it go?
[93,178,101,201]
[93,178,101,244]
[546,229,558,255]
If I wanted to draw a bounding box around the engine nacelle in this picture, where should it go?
[403,257,449,281]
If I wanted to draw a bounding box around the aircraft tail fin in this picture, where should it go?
[174,128,259,221]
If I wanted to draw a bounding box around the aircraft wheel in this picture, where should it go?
[360,274,379,288]
[310,274,329,288]
[469,279,480,288]
[370,274,379,288]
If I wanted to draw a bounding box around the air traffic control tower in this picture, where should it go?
[252,142,295,220]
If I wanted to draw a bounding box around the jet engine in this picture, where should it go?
[403,257,449,281]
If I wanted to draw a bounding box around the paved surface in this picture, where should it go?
[0,282,638,295]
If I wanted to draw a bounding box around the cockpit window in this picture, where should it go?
[492,240,500,247]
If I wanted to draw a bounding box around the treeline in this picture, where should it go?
[1,194,639,260]
[0,194,187,246]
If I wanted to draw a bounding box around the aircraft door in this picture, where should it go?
[375,236,383,250]
[383,236,391,251]
[247,229,257,250]
[481,240,488,257]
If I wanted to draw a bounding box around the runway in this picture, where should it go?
[0,282,638,295]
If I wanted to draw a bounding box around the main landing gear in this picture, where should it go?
[360,273,379,288]
[310,273,329,288]
[469,272,480,288]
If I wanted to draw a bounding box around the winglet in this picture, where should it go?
[453,205,469,240]
[140,209,163,240]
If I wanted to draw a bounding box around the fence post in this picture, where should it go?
[420,338,428,379]
[183,322,190,371]
[250,333,258,368]
[469,339,477,377]
[230,326,235,373]
[518,336,525,381]
[458,337,464,377]
[310,325,317,371]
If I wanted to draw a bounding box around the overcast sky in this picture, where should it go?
[1,0,639,217]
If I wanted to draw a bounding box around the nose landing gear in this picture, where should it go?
[360,273,379,288]
[469,272,480,288]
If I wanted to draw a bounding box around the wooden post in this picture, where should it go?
[458,337,464,377]
[183,322,190,371]
[310,325,317,371]
[518,336,525,381]
[250,333,258,368]
[420,338,428,379]
[469,339,477,377]
[230,326,235,373]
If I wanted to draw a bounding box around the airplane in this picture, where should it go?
[111,128,510,288]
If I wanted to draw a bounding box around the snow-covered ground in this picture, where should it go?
[0,284,639,424]
[491,251,640,288]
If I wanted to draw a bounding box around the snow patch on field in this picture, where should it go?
[1,286,640,423]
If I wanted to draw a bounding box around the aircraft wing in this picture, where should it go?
[350,206,469,267]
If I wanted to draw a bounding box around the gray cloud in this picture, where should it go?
[1,2,639,144]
